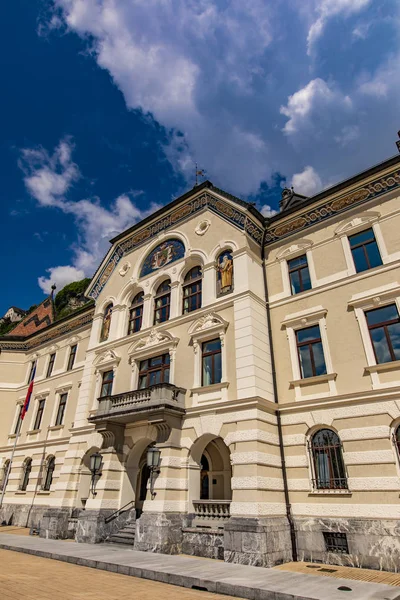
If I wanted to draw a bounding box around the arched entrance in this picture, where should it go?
[120,438,154,514]
[188,435,232,522]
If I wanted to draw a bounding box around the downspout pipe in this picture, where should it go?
[261,226,298,562]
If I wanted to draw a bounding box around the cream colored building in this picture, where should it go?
[1,154,400,570]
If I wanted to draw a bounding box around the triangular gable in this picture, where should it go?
[87,184,264,301]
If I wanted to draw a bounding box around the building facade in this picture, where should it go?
[1,154,400,570]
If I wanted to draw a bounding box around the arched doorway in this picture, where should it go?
[120,438,154,514]
[188,435,232,509]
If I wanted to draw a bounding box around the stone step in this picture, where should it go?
[107,525,136,545]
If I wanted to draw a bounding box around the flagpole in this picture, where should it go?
[25,425,50,528]
[0,430,20,511]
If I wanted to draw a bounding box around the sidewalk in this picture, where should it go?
[0,532,399,600]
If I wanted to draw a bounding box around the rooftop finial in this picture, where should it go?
[51,284,57,296]
[195,162,206,187]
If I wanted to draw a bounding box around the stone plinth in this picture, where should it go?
[224,517,292,567]
[295,517,400,572]
[134,512,187,554]
[182,527,224,560]
[40,508,74,540]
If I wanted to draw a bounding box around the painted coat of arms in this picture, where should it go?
[140,238,185,277]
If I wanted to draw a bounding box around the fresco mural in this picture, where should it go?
[140,239,185,277]
[217,250,234,296]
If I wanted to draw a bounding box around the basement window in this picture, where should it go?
[323,532,349,554]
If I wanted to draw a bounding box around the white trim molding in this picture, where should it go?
[188,312,229,403]
[348,283,400,389]
[282,306,336,401]
[127,328,179,389]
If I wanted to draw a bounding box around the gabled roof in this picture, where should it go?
[87,181,265,301]
[9,306,26,314]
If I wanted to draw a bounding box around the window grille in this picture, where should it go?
[311,429,347,490]
[323,532,349,554]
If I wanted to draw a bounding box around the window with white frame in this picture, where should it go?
[188,313,228,390]
[365,304,400,364]
[287,255,312,295]
[296,325,327,378]
[55,393,68,426]
[202,339,222,386]
[46,353,56,378]
[33,399,45,431]
[348,228,382,273]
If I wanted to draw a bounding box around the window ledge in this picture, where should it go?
[37,490,51,495]
[309,490,352,496]
[290,373,337,387]
[15,491,26,495]
[26,429,41,435]
[364,360,400,374]
[8,434,17,440]
[191,382,229,394]
[48,425,64,431]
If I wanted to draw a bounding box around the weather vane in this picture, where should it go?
[195,162,206,186]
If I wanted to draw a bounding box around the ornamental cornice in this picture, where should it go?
[88,191,263,301]
[0,308,94,352]
[265,168,400,246]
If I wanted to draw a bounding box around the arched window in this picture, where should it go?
[100,303,113,342]
[0,460,10,491]
[43,456,55,491]
[393,425,400,462]
[217,250,234,296]
[311,429,347,490]
[183,266,202,314]
[128,292,144,334]
[20,458,32,491]
[154,280,171,325]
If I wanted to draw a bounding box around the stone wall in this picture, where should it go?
[295,517,400,572]
[0,503,47,530]
[182,527,224,560]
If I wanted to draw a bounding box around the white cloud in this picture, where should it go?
[20,138,157,294]
[38,265,86,294]
[290,166,322,196]
[307,0,371,54]
[280,78,352,136]
[260,204,278,218]
[39,1,400,206]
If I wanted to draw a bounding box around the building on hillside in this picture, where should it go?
[0,307,26,324]
[1,152,400,571]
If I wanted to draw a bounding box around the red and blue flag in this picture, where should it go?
[21,365,36,420]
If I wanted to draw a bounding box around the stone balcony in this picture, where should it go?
[89,383,186,426]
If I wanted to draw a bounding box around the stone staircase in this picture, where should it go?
[107,523,136,546]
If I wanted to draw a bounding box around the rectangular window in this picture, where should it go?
[202,338,222,386]
[55,393,68,426]
[366,304,400,364]
[138,354,170,389]
[100,370,114,397]
[67,345,77,371]
[323,532,349,554]
[349,228,382,273]
[287,255,312,295]
[33,399,45,431]
[28,360,36,383]
[14,405,23,435]
[296,325,327,378]
[46,353,56,378]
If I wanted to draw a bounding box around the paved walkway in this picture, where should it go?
[0,532,399,600]
[0,548,238,600]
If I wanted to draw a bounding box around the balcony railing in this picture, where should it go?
[90,383,186,423]
[193,500,231,524]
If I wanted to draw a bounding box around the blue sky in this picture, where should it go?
[1,0,399,316]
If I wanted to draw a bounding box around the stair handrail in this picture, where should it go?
[104,500,135,524]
